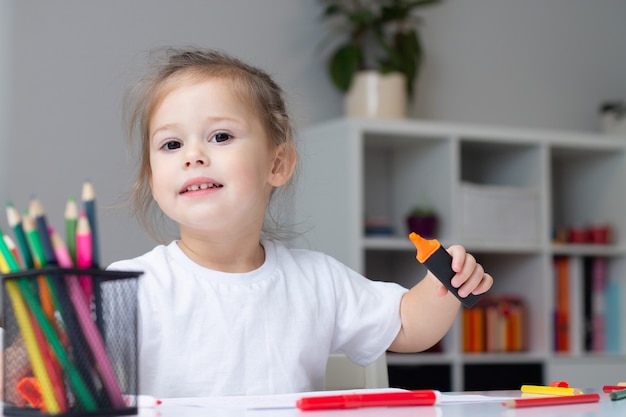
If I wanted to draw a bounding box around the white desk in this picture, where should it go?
[148,390,626,417]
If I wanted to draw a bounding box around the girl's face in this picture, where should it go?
[147,77,290,239]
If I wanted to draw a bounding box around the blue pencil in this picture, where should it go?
[81,182,99,268]
[28,198,58,267]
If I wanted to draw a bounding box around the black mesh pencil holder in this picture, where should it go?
[2,267,142,417]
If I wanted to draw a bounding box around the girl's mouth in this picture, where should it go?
[181,183,223,193]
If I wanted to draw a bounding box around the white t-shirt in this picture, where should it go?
[107,239,407,398]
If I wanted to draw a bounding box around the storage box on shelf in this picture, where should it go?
[460,182,541,245]
[292,118,626,391]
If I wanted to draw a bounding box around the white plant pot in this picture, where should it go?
[344,71,407,119]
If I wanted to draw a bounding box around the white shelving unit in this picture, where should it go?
[292,118,626,391]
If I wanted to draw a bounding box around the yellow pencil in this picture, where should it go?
[5,283,61,414]
[521,385,584,396]
[0,243,61,413]
[0,249,9,272]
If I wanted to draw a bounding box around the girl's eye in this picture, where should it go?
[210,132,233,143]
[161,140,182,150]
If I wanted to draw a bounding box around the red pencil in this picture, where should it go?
[503,393,600,408]
[297,390,439,411]
[603,385,626,393]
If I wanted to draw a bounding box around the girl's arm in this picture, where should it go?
[388,245,493,353]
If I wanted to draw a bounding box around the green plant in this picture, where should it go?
[408,205,436,217]
[320,0,441,98]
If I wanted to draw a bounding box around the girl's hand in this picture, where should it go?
[430,245,493,298]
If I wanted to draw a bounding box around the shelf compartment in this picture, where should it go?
[464,362,543,390]
[364,133,454,243]
[460,140,543,188]
[551,145,626,247]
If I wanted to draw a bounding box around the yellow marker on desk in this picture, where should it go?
[409,232,482,308]
[521,385,584,396]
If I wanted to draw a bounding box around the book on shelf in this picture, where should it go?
[604,274,621,353]
[553,256,569,352]
[462,294,527,353]
[591,257,606,352]
[583,256,607,353]
[553,255,619,354]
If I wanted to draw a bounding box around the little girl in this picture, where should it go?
[108,47,493,398]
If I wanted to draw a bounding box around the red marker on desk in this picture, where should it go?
[296,390,439,411]
[409,232,482,308]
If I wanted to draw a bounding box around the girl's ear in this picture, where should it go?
[269,143,296,187]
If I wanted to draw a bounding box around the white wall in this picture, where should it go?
[415,0,626,132]
[3,0,331,264]
[2,0,626,264]
[0,1,11,199]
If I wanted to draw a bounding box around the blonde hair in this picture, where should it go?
[123,47,297,242]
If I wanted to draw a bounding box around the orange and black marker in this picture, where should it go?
[409,232,482,308]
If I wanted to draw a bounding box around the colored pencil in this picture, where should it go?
[22,212,46,268]
[0,246,9,272]
[29,198,58,266]
[76,211,93,300]
[520,384,584,396]
[0,230,21,272]
[22,213,56,321]
[4,234,22,269]
[0,231,61,413]
[76,212,93,269]
[2,227,98,410]
[6,202,33,269]
[46,225,104,405]
[4,282,61,414]
[503,393,600,408]
[16,274,98,411]
[65,196,78,265]
[81,182,99,268]
[603,385,626,393]
[610,389,626,401]
[28,309,68,412]
[50,230,126,409]
[50,229,74,268]
[81,182,105,333]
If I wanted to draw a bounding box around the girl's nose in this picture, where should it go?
[184,143,208,167]
[185,158,205,167]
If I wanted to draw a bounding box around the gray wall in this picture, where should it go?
[1,1,625,265]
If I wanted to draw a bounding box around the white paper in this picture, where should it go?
[161,389,516,410]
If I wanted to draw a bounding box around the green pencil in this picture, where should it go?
[65,196,78,265]
[6,202,34,269]
[17,277,98,410]
[0,227,21,271]
[610,389,626,401]
[22,212,47,268]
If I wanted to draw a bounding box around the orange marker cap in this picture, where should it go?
[408,232,441,263]
[17,377,44,409]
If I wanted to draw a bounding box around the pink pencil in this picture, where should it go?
[50,230,125,409]
[76,211,93,301]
